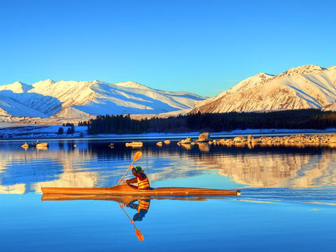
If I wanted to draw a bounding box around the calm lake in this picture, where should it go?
[0,138,336,252]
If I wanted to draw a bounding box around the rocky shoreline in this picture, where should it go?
[177,132,336,148]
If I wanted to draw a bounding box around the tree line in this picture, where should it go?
[58,123,75,135]
[82,109,336,135]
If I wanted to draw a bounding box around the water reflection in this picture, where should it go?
[119,198,148,241]
[42,194,149,241]
[41,194,207,241]
[203,148,336,188]
[1,140,336,194]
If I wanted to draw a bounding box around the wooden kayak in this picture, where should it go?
[41,184,240,196]
[41,194,210,202]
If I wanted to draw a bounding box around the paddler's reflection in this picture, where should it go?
[119,198,148,241]
[120,199,150,222]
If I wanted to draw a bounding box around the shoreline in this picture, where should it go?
[0,124,335,141]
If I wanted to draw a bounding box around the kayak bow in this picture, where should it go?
[41,184,240,196]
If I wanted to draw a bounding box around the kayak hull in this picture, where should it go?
[41,194,210,202]
[41,184,240,196]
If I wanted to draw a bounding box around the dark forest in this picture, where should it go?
[79,109,336,135]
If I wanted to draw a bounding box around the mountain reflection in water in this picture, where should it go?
[0,139,336,194]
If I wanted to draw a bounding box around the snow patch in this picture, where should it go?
[0,81,32,93]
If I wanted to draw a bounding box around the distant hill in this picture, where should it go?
[192,65,336,113]
[0,80,204,120]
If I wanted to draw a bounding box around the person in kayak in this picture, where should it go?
[120,166,151,190]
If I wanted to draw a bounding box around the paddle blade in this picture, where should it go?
[135,228,144,241]
[133,151,142,162]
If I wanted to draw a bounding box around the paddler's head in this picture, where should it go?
[132,166,144,176]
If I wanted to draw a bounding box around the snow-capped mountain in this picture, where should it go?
[192,65,336,113]
[2,64,335,121]
[0,80,204,119]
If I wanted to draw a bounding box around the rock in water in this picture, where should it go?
[181,138,192,144]
[198,132,210,142]
[329,137,336,143]
[125,142,143,148]
[233,136,246,143]
[247,135,254,143]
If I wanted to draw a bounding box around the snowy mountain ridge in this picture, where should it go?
[0,80,204,119]
[192,64,336,113]
[2,64,336,122]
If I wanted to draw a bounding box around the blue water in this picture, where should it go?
[0,139,336,251]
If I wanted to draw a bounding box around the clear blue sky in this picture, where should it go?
[0,0,335,97]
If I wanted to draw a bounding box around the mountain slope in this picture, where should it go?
[0,94,47,117]
[192,65,336,113]
[51,107,92,119]
[0,80,204,119]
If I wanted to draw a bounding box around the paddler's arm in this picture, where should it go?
[120,200,138,210]
[127,202,139,210]
[119,177,137,184]
[125,177,137,184]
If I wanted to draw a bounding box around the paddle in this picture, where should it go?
[117,151,142,185]
[119,203,145,241]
